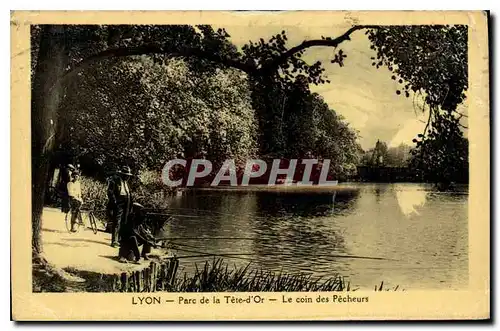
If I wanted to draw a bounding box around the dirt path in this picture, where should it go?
[41,207,168,276]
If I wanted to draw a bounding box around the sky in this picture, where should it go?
[217,24,443,150]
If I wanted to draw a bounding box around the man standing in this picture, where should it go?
[105,173,116,233]
[67,171,83,232]
[58,164,76,214]
[107,165,133,247]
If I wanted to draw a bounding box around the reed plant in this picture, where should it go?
[168,258,352,292]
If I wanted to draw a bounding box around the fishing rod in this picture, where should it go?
[169,246,259,263]
[169,242,397,262]
[145,211,266,221]
[146,212,200,218]
[151,207,338,222]
[167,206,264,216]
[147,212,263,220]
[172,248,368,281]
[146,207,272,220]
[158,236,256,241]
[172,250,325,278]
[146,210,310,227]
[169,245,397,280]
[154,231,291,242]
[172,247,325,278]
[147,206,338,222]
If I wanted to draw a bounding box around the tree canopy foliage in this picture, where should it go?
[30,23,470,254]
[32,24,365,178]
[366,25,468,185]
[367,25,467,112]
[360,141,413,168]
[409,111,469,186]
[59,57,258,174]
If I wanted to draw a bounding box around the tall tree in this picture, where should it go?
[409,111,469,187]
[59,57,257,174]
[366,25,468,187]
[31,24,468,256]
[31,25,67,254]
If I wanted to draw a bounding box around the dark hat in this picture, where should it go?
[132,202,145,210]
[132,203,146,221]
[117,165,133,176]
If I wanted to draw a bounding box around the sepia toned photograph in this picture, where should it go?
[11,10,489,320]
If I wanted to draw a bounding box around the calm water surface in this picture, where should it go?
[159,183,468,290]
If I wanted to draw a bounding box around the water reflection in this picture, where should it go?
[373,185,387,203]
[395,184,428,216]
[253,189,360,217]
[161,184,468,289]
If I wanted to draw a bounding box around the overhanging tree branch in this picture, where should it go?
[258,25,379,73]
[48,44,257,96]
[79,44,256,73]
[49,25,379,95]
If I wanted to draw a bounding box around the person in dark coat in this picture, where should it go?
[107,165,133,247]
[105,173,116,233]
[118,203,157,264]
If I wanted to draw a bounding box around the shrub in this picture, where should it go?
[79,172,172,213]
[80,176,108,211]
[134,170,172,210]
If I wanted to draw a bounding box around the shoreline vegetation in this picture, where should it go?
[40,171,463,292]
[68,169,466,213]
[34,255,401,293]
[38,171,462,293]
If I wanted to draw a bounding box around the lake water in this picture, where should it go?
[160,183,468,290]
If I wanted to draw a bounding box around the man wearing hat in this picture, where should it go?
[107,165,133,247]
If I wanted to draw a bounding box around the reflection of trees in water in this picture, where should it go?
[163,189,361,274]
[425,185,469,203]
[165,191,259,246]
[254,190,360,218]
[255,215,347,254]
[373,184,389,204]
[250,190,360,271]
[166,191,229,239]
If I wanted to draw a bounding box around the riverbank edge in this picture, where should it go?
[33,253,180,292]
[34,207,399,292]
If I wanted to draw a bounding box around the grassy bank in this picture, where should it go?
[170,258,349,292]
[33,257,401,292]
[32,254,87,292]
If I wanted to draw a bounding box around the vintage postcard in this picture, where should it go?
[11,10,490,321]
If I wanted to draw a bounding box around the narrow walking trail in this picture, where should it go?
[41,207,167,275]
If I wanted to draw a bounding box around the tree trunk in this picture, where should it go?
[250,75,286,157]
[31,25,67,255]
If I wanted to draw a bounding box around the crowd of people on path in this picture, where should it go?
[55,163,158,265]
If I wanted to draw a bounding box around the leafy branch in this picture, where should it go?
[50,24,379,95]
